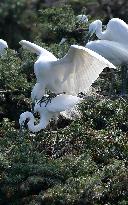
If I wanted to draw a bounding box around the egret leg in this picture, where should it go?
[52,130,59,159]
[38,92,65,107]
[19,122,24,140]
[121,64,128,96]
[37,93,57,107]
[45,93,58,107]
[109,68,115,97]
[31,102,35,114]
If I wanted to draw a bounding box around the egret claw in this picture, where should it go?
[37,93,57,107]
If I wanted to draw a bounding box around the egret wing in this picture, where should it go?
[19,40,56,59]
[50,45,116,95]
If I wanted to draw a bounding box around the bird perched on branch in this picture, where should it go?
[20,40,115,103]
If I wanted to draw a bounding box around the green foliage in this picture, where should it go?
[0,0,37,48]
[0,50,28,91]
[0,2,128,205]
[39,6,76,33]
[0,96,128,204]
[37,5,88,47]
[0,0,27,19]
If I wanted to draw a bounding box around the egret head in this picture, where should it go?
[19,111,34,126]
[0,39,8,54]
[89,20,102,35]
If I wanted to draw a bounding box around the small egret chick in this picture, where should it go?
[20,40,115,103]
[76,14,88,24]
[19,94,82,133]
[0,39,8,55]
[88,18,128,45]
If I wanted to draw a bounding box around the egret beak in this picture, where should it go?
[31,102,35,114]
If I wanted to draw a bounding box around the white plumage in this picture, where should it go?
[20,40,115,101]
[88,18,128,45]
[86,18,128,66]
[0,39,8,55]
[76,14,88,23]
[86,18,128,95]
[19,94,82,132]
[86,40,128,66]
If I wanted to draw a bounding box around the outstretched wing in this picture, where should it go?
[19,40,56,59]
[50,45,116,95]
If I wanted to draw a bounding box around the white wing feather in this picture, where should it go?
[20,41,116,96]
[19,40,56,59]
[49,45,116,95]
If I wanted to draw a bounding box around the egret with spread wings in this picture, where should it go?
[20,40,115,102]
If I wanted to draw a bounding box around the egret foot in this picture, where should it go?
[38,92,66,107]
[37,93,57,107]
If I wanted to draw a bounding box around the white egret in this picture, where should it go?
[88,18,128,45]
[76,15,88,24]
[19,94,82,132]
[19,40,115,102]
[85,40,128,66]
[87,18,128,95]
[85,40,128,95]
[0,39,8,55]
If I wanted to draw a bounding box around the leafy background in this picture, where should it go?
[0,0,128,204]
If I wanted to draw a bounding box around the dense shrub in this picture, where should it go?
[0,2,128,205]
